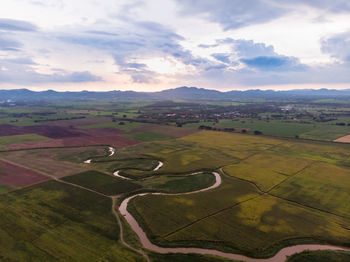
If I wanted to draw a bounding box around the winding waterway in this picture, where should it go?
[84,146,116,164]
[119,172,350,262]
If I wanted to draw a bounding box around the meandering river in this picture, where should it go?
[119,172,350,262]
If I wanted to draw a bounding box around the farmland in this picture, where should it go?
[0,99,350,261]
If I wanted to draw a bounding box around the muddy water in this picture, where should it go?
[153,161,163,171]
[113,170,132,180]
[108,147,116,156]
[119,172,350,262]
[84,147,115,164]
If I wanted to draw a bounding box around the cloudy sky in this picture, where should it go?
[1,0,350,91]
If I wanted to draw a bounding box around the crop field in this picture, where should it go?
[0,160,49,193]
[0,180,144,262]
[210,119,350,141]
[287,250,350,262]
[6,133,139,150]
[139,172,217,193]
[1,109,350,262]
[0,134,50,149]
[126,131,350,257]
[122,131,175,142]
[270,162,350,217]
[130,175,260,238]
[223,152,312,191]
[62,170,142,195]
[0,147,91,178]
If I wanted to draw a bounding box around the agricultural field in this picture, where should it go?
[0,160,49,193]
[0,180,144,262]
[62,170,142,195]
[0,134,50,150]
[287,250,350,262]
[127,131,350,258]
[1,100,350,261]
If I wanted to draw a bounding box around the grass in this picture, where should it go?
[55,146,109,163]
[0,148,88,178]
[122,131,175,142]
[129,175,260,239]
[126,131,350,257]
[0,134,50,149]
[140,172,216,193]
[149,253,239,262]
[205,119,350,141]
[143,193,350,257]
[62,170,142,195]
[78,121,143,131]
[287,250,350,262]
[216,119,315,137]
[2,129,350,260]
[270,162,350,217]
[223,152,311,191]
[0,180,145,261]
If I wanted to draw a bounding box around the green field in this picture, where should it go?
[62,170,142,195]
[0,134,50,149]
[78,121,143,131]
[0,180,144,261]
[287,250,350,262]
[1,119,350,261]
[126,131,350,258]
[122,131,175,142]
[191,119,350,141]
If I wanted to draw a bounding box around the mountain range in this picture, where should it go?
[1,86,350,101]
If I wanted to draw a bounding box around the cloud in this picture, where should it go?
[57,20,204,83]
[290,0,350,13]
[176,0,350,31]
[0,57,101,84]
[321,31,350,63]
[0,35,22,51]
[212,53,231,63]
[240,56,305,71]
[0,18,38,31]
[175,0,288,30]
[220,38,276,58]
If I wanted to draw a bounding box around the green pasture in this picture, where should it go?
[287,250,350,262]
[0,134,50,149]
[62,170,142,195]
[122,131,175,142]
[0,180,144,261]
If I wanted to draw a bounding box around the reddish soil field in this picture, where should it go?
[79,128,125,137]
[131,124,198,137]
[0,160,49,186]
[334,135,350,143]
[44,117,111,128]
[7,135,139,150]
[0,124,87,138]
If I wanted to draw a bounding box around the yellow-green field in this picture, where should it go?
[127,131,350,257]
[1,130,350,260]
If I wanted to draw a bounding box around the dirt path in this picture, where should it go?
[3,153,350,262]
[112,197,150,262]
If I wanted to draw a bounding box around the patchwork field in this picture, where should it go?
[0,147,99,178]
[126,131,350,258]
[0,160,49,193]
[1,123,350,261]
[62,170,142,195]
[0,180,144,262]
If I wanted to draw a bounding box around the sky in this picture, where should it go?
[1,0,350,92]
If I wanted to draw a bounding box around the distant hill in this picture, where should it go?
[1,86,350,101]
